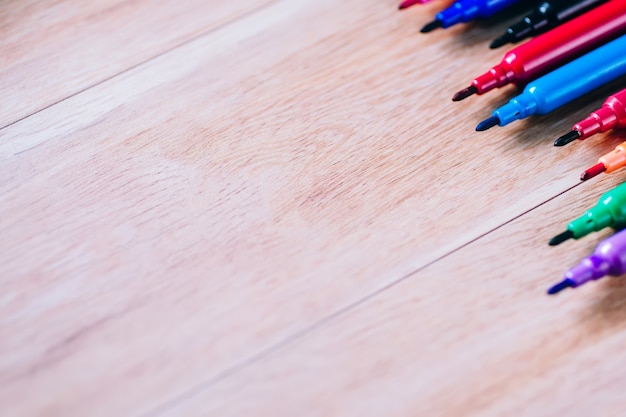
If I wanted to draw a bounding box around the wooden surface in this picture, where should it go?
[2,0,626,415]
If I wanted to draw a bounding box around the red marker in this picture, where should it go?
[398,0,433,10]
[556,88,626,149]
[452,0,626,101]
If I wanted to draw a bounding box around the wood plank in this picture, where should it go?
[0,0,276,128]
[2,0,626,415]
[165,174,626,417]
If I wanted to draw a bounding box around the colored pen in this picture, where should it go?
[548,228,626,295]
[475,35,626,131]
[421,0,523,33]
[453,0,626,102]
[581,140,626,181]
[399,0,434,10]
[555,87,626,147]
[549,181,626,246]
[490,0,608,49]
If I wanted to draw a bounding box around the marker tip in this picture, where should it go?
[452,85,478,102]
[489,30,515,49]
[547,279,574,295]
[580,162,606,181]
[489,36,508,49]
[554,130,581,147]
[420,19,443,33]
[549,230,574,246]
[475,115,500,132]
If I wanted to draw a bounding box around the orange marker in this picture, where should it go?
[581,142,626,181]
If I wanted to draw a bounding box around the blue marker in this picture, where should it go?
[476,34,626,131]
[421,0,523,33]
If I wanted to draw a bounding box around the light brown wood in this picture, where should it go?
[2,0,626,416]
[171,178,626,417]
[0,0,277,128]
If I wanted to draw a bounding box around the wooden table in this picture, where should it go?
[3,1,626,415]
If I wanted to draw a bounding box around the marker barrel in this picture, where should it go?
[471,1,626,95]
[495,0,608,46]
[491,34,626,126]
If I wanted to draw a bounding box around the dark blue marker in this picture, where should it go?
[421,0,524,33]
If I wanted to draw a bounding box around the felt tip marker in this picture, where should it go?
[548,228,626,295]
[453,0,626,102]
[398,0,433,10]
[421,0,523,33]
[555,87,626,147]
[549,181,626,246]
[490,0,608,49]
[581,141,626,181]
[475,34,626,131]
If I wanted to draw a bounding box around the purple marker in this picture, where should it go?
[548,228,626,295]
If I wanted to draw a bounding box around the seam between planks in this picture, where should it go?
[138,181,583,417]
[0,0,281,132]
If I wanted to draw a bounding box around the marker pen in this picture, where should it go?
[581,140,626,182]
[491,0,608,49]
[475,34,626,131]
[549,181,626,246]
[399,0,434,10]
[554,87,626,147]
[421,0,523,33]
[452,0,626,101]
[548,228,626,295]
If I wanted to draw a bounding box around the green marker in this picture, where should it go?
[549,182,626,246]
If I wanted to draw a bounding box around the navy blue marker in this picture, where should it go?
[421,0,524,33]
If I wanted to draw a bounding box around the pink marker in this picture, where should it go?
[398,0,433,10]
[548,228,626,295]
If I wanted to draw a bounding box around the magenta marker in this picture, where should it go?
[548,229,626,295]
[398,0,433,10]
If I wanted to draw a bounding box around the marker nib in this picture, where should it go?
[420,19,443,33]
[547,279,574,295]
[398,0,419,9]
[489,34,511,49]
[476,115,500,132]
[452,85,478,102]
[554,130,581,147]
[549,230,574,246]
[580,162,606,181]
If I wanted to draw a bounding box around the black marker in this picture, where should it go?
[490,0,608,48]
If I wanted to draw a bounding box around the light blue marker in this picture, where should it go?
[476,34,626,131]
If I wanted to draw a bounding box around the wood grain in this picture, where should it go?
[166,176,626,417]
[0,0,277,128]
[2,0,626,415]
